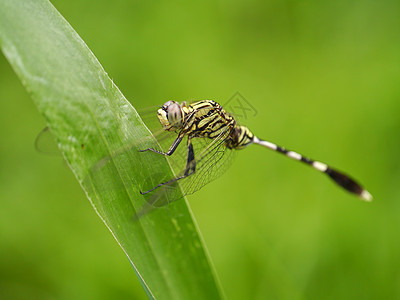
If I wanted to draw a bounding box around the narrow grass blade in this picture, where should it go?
[0,0,222,298]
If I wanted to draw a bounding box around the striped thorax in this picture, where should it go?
[157,100,255,149]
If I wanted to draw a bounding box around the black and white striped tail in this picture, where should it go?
[252,137,372,201]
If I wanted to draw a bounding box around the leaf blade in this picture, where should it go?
[0,0,222,298]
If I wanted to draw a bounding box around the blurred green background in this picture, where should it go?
[1,0,399,299]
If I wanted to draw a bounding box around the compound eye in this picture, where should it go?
[162,101,173,111]
[167,102,182,126]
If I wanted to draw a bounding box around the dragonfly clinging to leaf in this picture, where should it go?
[140,100,372,202]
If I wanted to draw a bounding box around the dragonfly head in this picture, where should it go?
[157,101,184,131]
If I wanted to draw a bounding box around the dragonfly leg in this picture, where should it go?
[140,138,196,195]
[139,136,183,156]
[184,139,196,176]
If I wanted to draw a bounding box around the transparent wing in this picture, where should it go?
[178,128,235,196]
[89,103,236,217]
[141,123,235,197]
[136,125,235,219]
[139,102,236,193]
[35,126,61,156]
[89,105,173,170]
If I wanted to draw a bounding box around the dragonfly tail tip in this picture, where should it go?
[360,189,373,202]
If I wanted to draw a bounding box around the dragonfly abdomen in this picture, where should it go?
[252,136,372,201]
[226,125,255,150]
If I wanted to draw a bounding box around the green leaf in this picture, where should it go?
[0,0,222,299]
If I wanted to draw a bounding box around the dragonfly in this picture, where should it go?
[139,100,372,202]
